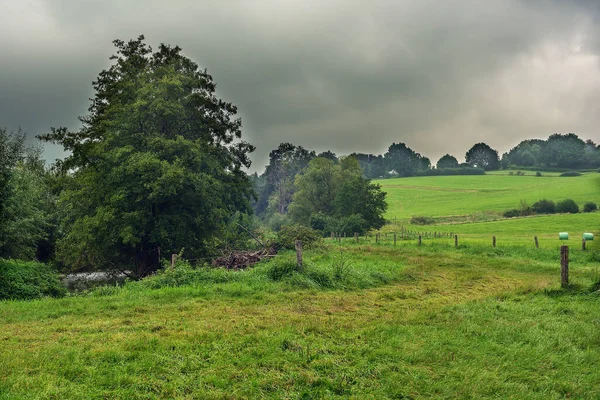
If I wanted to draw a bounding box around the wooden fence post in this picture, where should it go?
[331,231,334,240]
[394,232,397,246]
[171,254,177,269]
[454,235,458,248]
[492,236,496,248]
[355,232,358,243]
[295,240,303,269]
[418,235,422,246]
[376,233,379,243]
[534,236,539,248]
[560,245,569,288]
[582,238,587,251]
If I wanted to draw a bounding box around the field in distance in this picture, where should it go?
[375,173,600,220]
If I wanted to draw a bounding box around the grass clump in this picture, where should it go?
[0,259,66,300]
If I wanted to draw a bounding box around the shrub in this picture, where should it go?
[519,199,534,216]
[556,199,579,214]
[337,214,367,236]
[532,199,556,214]
[516,170,525,176]
[536,171,542,177]
[308,212,332,232]
[0,259,66,300]
[503,209,521,218]
[411,216,435,225]
[275,225,322,250]
[583,202,598,213]
[560,171,582,177]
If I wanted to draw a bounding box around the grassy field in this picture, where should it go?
[1,245,599,399]
[1,173,600,398]
[375,173,600,220]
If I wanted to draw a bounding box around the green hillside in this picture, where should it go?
[376,173,600,220]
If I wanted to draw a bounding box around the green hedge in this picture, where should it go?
[0,259,66,301]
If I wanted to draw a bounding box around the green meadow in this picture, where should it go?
[376,173,600,220]
[1,173,600,399]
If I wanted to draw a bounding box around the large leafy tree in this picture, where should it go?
[465,142,500,170]
[255,143,315,216]
[39,36,255,278]
[436,154,459,169]
[540,133,586,168]
[289,156,387,232]
[384,142,427,177]
[0,128,52,260]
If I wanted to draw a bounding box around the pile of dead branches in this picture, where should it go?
[212,247,276,270]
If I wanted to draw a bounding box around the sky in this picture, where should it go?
[1,0,600,172]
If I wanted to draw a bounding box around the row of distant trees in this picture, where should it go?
[251,134,599,229]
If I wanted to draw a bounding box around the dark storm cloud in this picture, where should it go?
[1,0,599,170]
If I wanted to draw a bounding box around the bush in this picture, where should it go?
[503,209,521,218]
[0,259,66,300]
[336,214,368,235]
[556,199,579,214]
[411,216,435,225]
[516,170,525,176]
[532,199,556,214]
[309,212,331,232]
[560,171,582,177]
[583,202,598,213]
[536,171,542,177]
[275,225,322,250]
[519,199,534,216]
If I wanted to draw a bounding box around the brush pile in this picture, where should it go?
[212,248,276,270]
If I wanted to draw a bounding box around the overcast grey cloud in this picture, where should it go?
[1,0,599,171]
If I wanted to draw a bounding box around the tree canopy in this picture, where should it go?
[39,36,255,278]
[465,143,500,170]
[436,154,459,169]
[288,157,387,234]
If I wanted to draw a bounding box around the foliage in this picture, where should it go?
[502,209,521,218]
[465,142,500,170]
[289,157,387,232]
[38,36,255,278]
[0,259,66,300]
[275,225,322,250]
[560,171,582,177]
[536,171,542,177]
[411,216,436,225]
[255,143,316,216]
[384,142,428,177]
[531,199,556,214]
[541,133,586,168]
[337,214,367,235]
[556,199,579,214]
[436,154,459,169]
[583,202,597,213]
[0,129,53,260]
